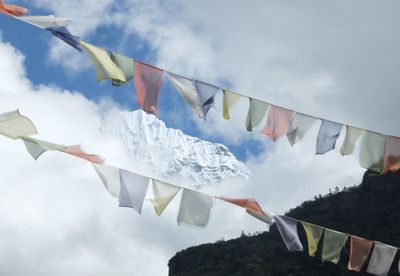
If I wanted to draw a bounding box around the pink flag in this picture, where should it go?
[62,145,104,164]
[134,61,164,116]
[384,136,400,173]
[0,0,27,16]
[218,197,265,215]
[348,236,374,272]
[261,105,294,141]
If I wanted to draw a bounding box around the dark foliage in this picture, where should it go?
[169,170,400,276]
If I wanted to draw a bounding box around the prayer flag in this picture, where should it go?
[274,216,303,252]
[194,80,219,119]
[0,0,27,16]
[384,136,400,173]
[245,98,269,132]
[359,131,386,173]
[261,105,294,141]
[150,179,181,216]
[302,222,323,257]
[218,197,265,215]
[316,119,343,154]
[92,163,121,198]
[322,229,348,264]
[118,169,149,214]
[81,41,126,82]
[167,72,202,117]
[222,90,241,120]
[49,27,83,51]
[0,110,38,139]
[246,209,274,225]
[22,136,65,160]
[287,112,316,146]
[340,126,363,156]
[110,52,134,86]
[348,236,374,272]
[134,61,164,116]
[16,15,71,29]
[366,242,397,276]
[177,189,214,228]
[62,145,104,164]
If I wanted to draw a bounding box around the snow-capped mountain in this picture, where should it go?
[101,110,250,187]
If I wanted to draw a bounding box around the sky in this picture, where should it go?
[0,0,399,275]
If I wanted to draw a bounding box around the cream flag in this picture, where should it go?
[150,179,181,216]
[286,112,316,146]
[16,15,71,29]
[22,136,65,160]
[92,163,121,198]
[245,98,269,131]
[366,242,397,276]
[322,229,348,264]
[302,222,323,257]
[177,189,214,228]
[359,131,386,173]
[167,72,202,117]
[0,110,38,139]
[340,126,363,156]
[80,41,126,83]
[222,90,242,120]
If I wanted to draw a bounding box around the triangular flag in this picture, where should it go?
[177,189,214,228]
[322,229,348,264]
[194,80,219,119]
[62,145,104,164]
[0,110,38,139]
[366,242,397,276]
[222,90,241,120]
[261,105,294,141]
[218,197,265,215]
[110,52,134,86]
[274,216,303,252]
[118,169,149,214]
[340,126,363,156]
[359,131,386,173]
[384,136,400,173]
[150,179,181,216]
[167,72,202,117]
[81,41,126,82]
[49,27,83,51]
[21,136,65,160]
[348,236,374,272]
[245,98,269,132]
[246,209,274,225]
[134,61,164,116]
[316,119,343,154]
[287,112,316,146]
[0,0,27,16]
[92,163,121,198]
[16,15,71,29]
[302,222,323,257]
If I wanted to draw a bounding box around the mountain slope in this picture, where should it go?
[102,110,250,187]
[169,170,400,275]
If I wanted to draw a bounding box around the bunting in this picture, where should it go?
[340,126,363,156]
[134,61,164,116]
[92,163,121,198]
[286,112,316,146]
[316,119,343,155]
[359,131,386,173]
[261,105,294,141]
[61,145,104,164]
[366,242,397,276]
[246,98,269,132]
[0,0,27,16]
[384,136,400,173]
[110,52,134,86]
[177,189,214,228]
[0,110,38,139]
[150,179,181,216]
[302,222,323,257]
[48,26,83,51]
[118,169,149,214]
[274,216,303,252]
[194,80,219,119]
[218,197,266,215]
[222,90,241,120]
[22,136,66,159]
[348,236,374,272]
[322,229,348,264]
[16,15,71,29]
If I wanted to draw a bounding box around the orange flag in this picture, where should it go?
[62,145,104,164]
[348,236,374,272]
[384,136,400,173]
[218,197,265,215]
[0,0,27,16]
[261,105,294,141]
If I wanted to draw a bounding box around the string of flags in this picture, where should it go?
[5,12,400,174]
[0,108,399,275]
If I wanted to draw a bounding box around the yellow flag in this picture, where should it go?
[222,90,241,120]
[302,222,323,257]
[150,179,181,216]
